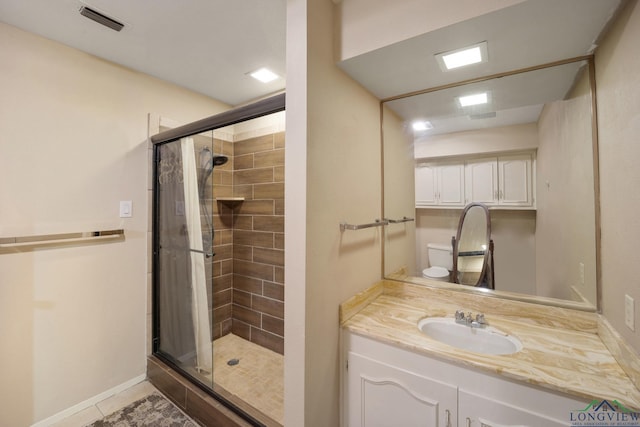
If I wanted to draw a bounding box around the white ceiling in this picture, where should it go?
[0,0,286,106]
[0,0,623,115]
[336,0,623,135]
[338,0,622,100]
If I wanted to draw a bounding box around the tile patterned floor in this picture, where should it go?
[52,334,283,427]
[210,334,284,425]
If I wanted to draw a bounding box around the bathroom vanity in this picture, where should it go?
[340,280,640,427]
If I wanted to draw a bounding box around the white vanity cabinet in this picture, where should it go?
[464,154,534,208]
[459,390,570,427]
[415,162,465,207]
[342,331,586,427]
[346,352,457,427]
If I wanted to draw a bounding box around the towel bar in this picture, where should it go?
[385,216,415,224]
[0,229,124,250]
[340,219,388,232]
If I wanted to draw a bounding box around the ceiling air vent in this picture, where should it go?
[79,6,124,32]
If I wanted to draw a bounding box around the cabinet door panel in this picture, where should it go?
[348,352,457,427]
[438,164,465,206]
[498,155,532,206]
[465,159,498,205]
[459,389,568,427]
[415,165,437,206]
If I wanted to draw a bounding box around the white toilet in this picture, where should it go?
[422,243,453,282]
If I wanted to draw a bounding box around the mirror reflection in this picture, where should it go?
[453,203,493,289]
[383,58,598,308]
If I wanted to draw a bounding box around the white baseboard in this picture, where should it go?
[31,373,147,427]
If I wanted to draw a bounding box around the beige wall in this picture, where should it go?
[595,0,640,354]
[0,22,228,426]
[414,122,539,159]
[383,106,417,276]
[285,0,383,425]
[536,70,597,303]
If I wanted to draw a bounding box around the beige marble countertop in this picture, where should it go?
[341,280,640,411]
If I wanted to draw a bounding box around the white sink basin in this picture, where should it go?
[417,317,522,355]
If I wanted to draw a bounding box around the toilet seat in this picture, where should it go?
[422,266,450,281]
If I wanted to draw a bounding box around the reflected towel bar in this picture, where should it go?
[385,216,415,224]
[340,219,388,232]
[0,229,124,249]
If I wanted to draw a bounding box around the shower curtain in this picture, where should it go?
[181,137,213,374]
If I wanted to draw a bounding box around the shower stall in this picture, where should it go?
[151,94,285,426]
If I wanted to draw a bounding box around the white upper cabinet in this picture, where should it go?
[465,158,499,205]
[415,162,465,207]
[415,164,438,206]
[417,151,535,209]
[498,153,533,207]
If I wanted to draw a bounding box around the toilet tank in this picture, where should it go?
[427,243,453,270]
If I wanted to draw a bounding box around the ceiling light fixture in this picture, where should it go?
[435,41,488,71]
[412,120,434,131]
[79,6,124,32]
[457,92,488,107]
[249,68,279,83]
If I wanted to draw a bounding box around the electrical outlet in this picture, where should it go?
[625,294,635,331]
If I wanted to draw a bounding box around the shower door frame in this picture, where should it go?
[150,93,286,426]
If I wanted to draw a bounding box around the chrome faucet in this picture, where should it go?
[455,310,488,328]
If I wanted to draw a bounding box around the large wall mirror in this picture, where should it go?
[382,57,599,310]
[337,0,624,311]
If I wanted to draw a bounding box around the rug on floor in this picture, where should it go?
[86,393,197,427]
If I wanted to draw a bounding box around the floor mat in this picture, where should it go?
[86,393,197,427]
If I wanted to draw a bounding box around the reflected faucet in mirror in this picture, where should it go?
[452,203,494,289]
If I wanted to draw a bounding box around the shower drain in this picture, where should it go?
[227,358,240,366]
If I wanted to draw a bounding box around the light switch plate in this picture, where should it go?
[119,200,132,218]
[625,294,635,331]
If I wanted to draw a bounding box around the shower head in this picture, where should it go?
[200,147,213,170]
[198,149,228,197]
[213,155,228,167]
[199,149,228,170]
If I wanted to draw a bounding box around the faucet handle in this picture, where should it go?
[455,310,465,321]
[475,313,487,325]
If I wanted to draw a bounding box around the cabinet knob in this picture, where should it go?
[445,409,451,427]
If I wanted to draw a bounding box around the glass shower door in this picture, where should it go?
[153,131,216,388]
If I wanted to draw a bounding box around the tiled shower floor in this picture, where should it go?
[209,333,284,425]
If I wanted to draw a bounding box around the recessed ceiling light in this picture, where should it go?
[435,42,488,72]
[412,120,433,131]
[457,92,488,107]
[249,68,279,83]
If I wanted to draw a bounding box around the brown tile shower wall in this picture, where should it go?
[209,136,234,340]
[231,131,285,355]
